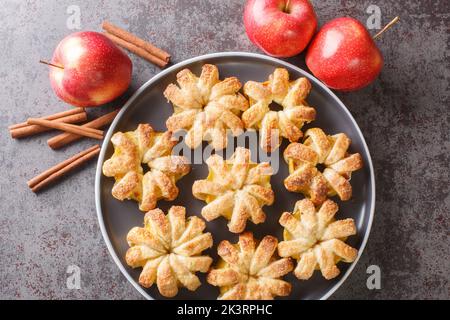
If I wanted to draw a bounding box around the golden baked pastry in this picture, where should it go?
[207,232,293,300]
[164,64,249,150]
[278,199,358,280]
[242,68,316,152]
[192,147,275,233]
[284,128,363,205]
[125,206,213,297]
[102,124,190,211]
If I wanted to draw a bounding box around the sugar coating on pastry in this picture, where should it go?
[192,147,275,233]
[125,206,213,297]
[207,232,293,300]
[278,199,358,280]
[242,68,316,152]
[283,128,363,205]
[164,64,249,150]
[102,124,190,211]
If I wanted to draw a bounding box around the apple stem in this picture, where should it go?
[284,0,291,13]
[373,16,400,40]
[39,59,64,70]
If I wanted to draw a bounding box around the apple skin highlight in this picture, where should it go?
[50,31,132,107]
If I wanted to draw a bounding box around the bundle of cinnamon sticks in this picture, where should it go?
[9,108,87,139]
[28,145,101,193]
[9,108,120,192]
[102,21,170,68]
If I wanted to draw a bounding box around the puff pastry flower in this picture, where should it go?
[278,199,358,280]
[192,147,275,233]
[164,64,249,150]
[207,232,293,300]
[102,124,190,211]
[284,128,363,205]
[125,206,213,297]
[242,68,316,152]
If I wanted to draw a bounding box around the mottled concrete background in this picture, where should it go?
[0,0,448,299]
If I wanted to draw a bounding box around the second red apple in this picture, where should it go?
[49,31,132,107]
[244,0,317,58]
[306,17,384,91]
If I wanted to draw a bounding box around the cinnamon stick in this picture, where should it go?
[48,109,119,149]
[10,111,87,139]
[27,118,104,140]
[102,21,170,62]
[9,108,84,130]
[28,145,100,192]
[104,32,168,68]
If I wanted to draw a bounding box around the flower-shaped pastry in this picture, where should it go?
[125,206,213,297]
[192,147,274,233]
[278,199,358,280]
[242,68,316,152]
[207,232,293,300]
[284,128,363,205]
[164,64,249,150]
[102,124,190,211]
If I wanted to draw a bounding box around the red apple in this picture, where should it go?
[49,31,132,107]
[306,17,383,91]
[244,0,317,57]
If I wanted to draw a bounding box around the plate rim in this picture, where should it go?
[95,51,376,300]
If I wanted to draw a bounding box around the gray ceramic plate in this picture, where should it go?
[95,52,375,300]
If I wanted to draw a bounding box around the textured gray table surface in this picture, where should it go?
[0,0,448,300]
